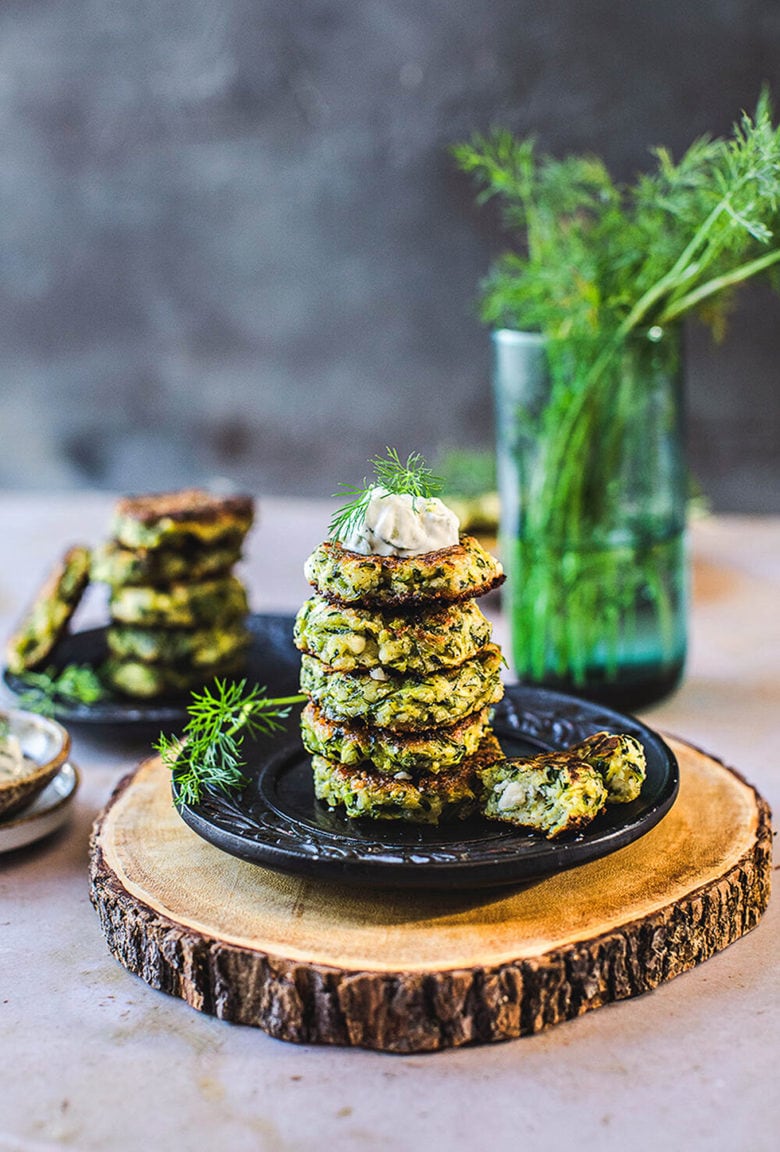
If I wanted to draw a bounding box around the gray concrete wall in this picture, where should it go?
[1,0,779,511]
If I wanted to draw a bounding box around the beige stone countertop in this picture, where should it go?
[0,493,777,1152]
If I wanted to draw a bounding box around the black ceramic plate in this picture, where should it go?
[2,614,301,726]
[175,684,679,891]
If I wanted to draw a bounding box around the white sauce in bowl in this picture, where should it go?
[0,733,34,782]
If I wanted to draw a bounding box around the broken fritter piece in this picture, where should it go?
[479,751,608,839]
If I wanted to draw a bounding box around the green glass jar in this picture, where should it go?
[492,326,688,711]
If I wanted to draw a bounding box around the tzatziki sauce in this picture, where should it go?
[341,487,460,557]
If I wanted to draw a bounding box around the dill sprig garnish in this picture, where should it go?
[155,678,305,807]
[328,447,444,540]
[15,664,108,717]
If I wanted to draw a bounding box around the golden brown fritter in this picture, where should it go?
[300,701,491,775]
[111,489,254,551]
[313,730,503,823]
[299,643,504,731]
[106,620,250,667]
[294,595,492,674]
[304,535,504,607]
[92,539,243,587]
[109,574,249,629]
[103,653,248,699]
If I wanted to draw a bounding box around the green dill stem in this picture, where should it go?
[222,695,305,741]
[658,246,780,321]
[583,159,778,395]
[164,687,307,806]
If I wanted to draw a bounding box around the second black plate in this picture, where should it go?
[2,614,301,726]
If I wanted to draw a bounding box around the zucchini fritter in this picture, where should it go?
[103,654,247,699]
[300,643,504,731]
[304,535,504,607]
[313,730,503,823]
[106,620,250,667]
[300,701,491,775]
[479,751,607,838]
[5,546,92,674]
[111,488,254,551]
[109,575,248,628]
[568,730,647,803]
[92,539,242,587]
[293,595,492,674]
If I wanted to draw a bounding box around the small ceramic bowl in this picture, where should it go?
[0,708,71,820]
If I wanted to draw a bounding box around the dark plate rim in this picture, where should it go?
[174,683,679,890]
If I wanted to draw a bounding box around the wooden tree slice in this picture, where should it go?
[89,738,772,1052]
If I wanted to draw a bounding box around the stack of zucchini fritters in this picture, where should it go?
[294,534,507,824]
[93,489,254,698]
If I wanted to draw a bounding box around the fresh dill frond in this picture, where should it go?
[15,664,108,717]
[453,89,780,342]
[155,677,306,808]
[328,447,444,540]
[373,447,444,501]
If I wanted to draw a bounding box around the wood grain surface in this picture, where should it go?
[89,737,772,1052]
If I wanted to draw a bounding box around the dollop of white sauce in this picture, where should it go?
[341,487,460,557]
